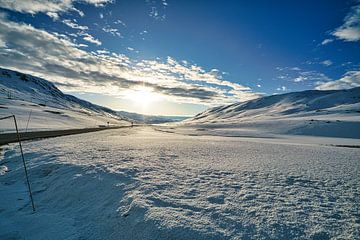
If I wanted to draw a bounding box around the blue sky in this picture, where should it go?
[0,0,359,115]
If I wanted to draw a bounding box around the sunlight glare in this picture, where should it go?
[124,86,161,108]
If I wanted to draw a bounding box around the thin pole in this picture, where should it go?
[25,110,32,133]
[13,115,36,212]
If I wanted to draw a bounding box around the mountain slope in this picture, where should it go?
[182,88,360,138]
[117,110,188,124]
[0,68,129,132]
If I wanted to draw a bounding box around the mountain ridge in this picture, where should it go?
[188,87,360,123]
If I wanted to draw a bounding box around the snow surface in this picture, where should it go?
[0,68,129,132]
[1,127,359,239]
[181,88,360,139]
[117,111,188,124]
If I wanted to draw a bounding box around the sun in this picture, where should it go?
[124,86,161,107]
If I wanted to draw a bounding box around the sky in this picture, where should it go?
[0,0,359,116]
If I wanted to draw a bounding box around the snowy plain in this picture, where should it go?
[1,126,359,240]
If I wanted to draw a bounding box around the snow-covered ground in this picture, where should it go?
[0,68,129,132]
[1,68,359,239]
[180,87,360,139]
[1,126,359,239]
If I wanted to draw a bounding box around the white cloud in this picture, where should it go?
[276,86,287,91]
[332,4,360,42]
[0,15,259,105]
[96,49,109,54]
[294,76,307,82]
[321,38,333,45]
[46,12,59,20]
[149,7,159,18]
[146,0,166,21]
[256,84,261,88]
[0,0,111,17]
[321,60,333,66]
[102,26,122,37]
[316,71,360,90]
[77,43,88,48]
[82,33,102,46]
[99,13,104,19]
[62,19,88,30]
[276,66,331,84]
[72,7,84,17]
[114,19,126,27]
[83,0,111,7]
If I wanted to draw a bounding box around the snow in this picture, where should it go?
[1,127,359,239]
[1,68,360,239]
[181,87,360,139]
[0,68,129,132]
[117,111,188,124]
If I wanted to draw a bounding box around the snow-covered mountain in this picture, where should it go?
[182,88,360,138]
[117,110,188,124]
[0,68,129,132]
[189,88,360,122]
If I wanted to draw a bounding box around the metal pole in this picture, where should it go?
[25,110,32,133]
[13,115,36,212]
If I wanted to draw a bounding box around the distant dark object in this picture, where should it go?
[331,144,360,149]
[19,73,28,81]
[44,110,62,115]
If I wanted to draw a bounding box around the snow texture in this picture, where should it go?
[181,87,360,139]
[1,127,359,239]
[0,68,129,132]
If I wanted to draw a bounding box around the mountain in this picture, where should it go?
[183,88,360,138]
[117,111,188,124]
[0,68,129,132]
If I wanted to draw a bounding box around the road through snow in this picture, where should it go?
[0,127,359,239]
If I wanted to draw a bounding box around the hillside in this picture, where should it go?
[181,88,360,138]
[117,111,188,124]
[0,68,129,132]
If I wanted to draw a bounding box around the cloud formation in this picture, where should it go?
[276,86,287,91]
[102,26,122,37]
[81,32,102,45]
[276,67,331,84]
[0,15,258,105]
[316,71,360,90]
[321,60,333,66]
[321,38,333,45]
[0,0,111,19]
[332,4,360,42]
[146,0,167,21]
[62,19,88,30]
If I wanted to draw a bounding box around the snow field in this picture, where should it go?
[0,127,359,239]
